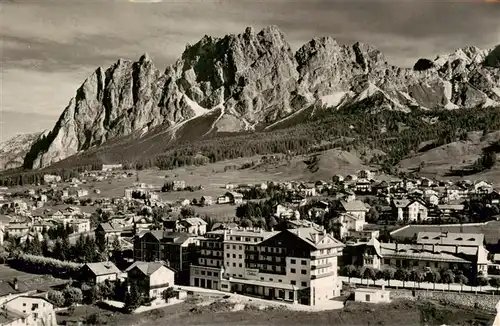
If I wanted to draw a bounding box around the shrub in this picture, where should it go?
[162,287,176,302]
[10,253,82,277]
[63,287,83,306]
[48,290,65,307]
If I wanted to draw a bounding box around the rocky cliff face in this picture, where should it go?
[26,26,500,169]
[0,132,46,170]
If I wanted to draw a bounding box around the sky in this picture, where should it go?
[1,0,499,141]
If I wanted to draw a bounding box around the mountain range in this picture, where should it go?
[8,25,500,171]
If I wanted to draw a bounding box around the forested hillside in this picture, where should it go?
[2,104,500,187]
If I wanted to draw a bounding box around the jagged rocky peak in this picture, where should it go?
[167,25,298,122]
[485,45,500,68]
[23,25,500,169]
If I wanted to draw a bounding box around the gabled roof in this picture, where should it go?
[182,217,207,226]
[380,243,472,263]
[416,232,484,247]
[392,199,410,208]
[226,191,243,198]
[82,262,121,276]
[340,200,367,212]
[161,232,192,244]
[99,222,123,232]
[126,261,174,276]
[284,228,344,250]
[0,306,27,325]
[0,280,30,297]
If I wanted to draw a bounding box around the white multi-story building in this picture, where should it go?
[190,227,344,306]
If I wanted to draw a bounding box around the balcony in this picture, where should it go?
[311,271,335,280]
[311,251,339,260]
[310,262,332,270]
[260,250,287,257]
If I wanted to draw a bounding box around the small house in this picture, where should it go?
[126,261,175,299]
[225,192,243,204]
[79,262,121,284]
[354,288,390,303]
[217,195,230,204]
[178,217,207,235]
[2,295,57,326]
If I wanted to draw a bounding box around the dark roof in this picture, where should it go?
[162,232,191,244]
[0,280,30,297]
[0,307,26,324]
[126,261,175,275]
[82,262,121,276]
[99,222,123,232]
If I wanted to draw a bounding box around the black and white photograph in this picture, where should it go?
[1,0,500,325]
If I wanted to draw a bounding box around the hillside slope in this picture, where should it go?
[399,130,500,181]
[24,26,500,169]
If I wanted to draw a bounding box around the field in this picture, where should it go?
[0,264,39,281]
[399,130,500,184]
[57,298,494,326]
[390,221,500,245]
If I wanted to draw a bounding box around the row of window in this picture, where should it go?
[193,269,220,277]
[198,258,222,267]
[227,236,263,242]
[226,273,309,288]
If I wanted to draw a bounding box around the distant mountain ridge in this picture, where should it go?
[0,132,46,170]
[24,25,500,169]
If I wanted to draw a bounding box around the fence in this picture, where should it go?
[340,276,498,294]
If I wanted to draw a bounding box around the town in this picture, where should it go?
[0,163,500,325]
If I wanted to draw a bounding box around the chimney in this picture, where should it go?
[313,233,319,243]
[12,278,18,291]
[395,242,399,252]
[455,245,458,254]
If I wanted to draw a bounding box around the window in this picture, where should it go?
[207,271,212,276]
[269,278,273,281]
[291,268,296,273]
[239,254,242,259]
[301,270,306,275]
[279,280,282,282]
[301,282,307,287]
[291,259,296,264]
[301,260,306,265]
[239,245,242,250]
[233,254,236,258]
[291,280,296,285]
[23,303,26,307]
[226,254,230,258]
[233,263,236,267]
[365,294,370,302]
[261,277,264,280]
[239,263,242,267]
[201,270,205,275]
[233,245,236,249]
[226,245,230,249]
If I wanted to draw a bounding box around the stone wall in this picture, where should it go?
[390,289,498,312]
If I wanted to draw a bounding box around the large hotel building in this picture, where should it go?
[190,227,344,306]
